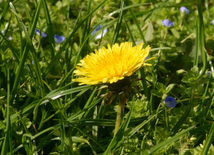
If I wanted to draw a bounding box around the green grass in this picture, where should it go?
[1,0,214,154]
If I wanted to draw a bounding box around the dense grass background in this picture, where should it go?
[1,0,214,154]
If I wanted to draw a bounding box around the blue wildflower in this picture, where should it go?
[144,56,149,61]
[91,25,107,40]
[212,20,214,25]
[164,96,177,108]
[162,19,174,27]
[35,29,47,37]
[54,34,65,43]
[91,25,102,36]
[8,35,13,40]
[180,7,190,14]
[95,28,107,39]
[207,71,211,78]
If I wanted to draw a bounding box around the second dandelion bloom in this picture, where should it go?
[73,42,152,87]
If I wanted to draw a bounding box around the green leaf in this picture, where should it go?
[182,66,199,83]
[156,82,166,90]
[151,82,166,97]
[145,22,154,41]
[201,122,214,155]
[170,28,180,39]
[40,85,92,105]
[176,69,186,75]
[67,98,102,122]
[151,90,163,98]
[142,126,195,154]
[56,1,62,10]
[166,84,175,94]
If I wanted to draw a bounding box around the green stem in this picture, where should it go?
[114,94,125,136]
[165,107,169,131]
[163,27,168,40]
[179,14,183,27]
[1,66,12,155]
[140,69,149,101]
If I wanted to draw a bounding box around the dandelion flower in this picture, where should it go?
[164,96,177,108]
[73,42,151,87]
[162,19,174,27]
[73,42,152,136]
[180,6,190,14]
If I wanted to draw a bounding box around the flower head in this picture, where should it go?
[207,71,211,78]
[162,19,174,27]
[164,96,177,108]
[91,25,107,40]
[144,56,149,61]
[91,25,102,35]
[95,28,107,40]
[8,35,13,40]
[180,6,190,14]
[73,42,151,86]
[54,34,65,43]
[35,29,47,37]
[212,20,214,25]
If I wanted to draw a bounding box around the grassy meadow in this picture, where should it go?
[1,0,214,154]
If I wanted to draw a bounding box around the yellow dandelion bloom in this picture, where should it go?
[73,42,151,85]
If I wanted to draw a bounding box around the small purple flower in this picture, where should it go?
[162,19,174,27]
[35,29,47,37]
[164,96,177,108]
[207,71,211,78]
[54,34,65,43]
[180,7,190,14]
[8,35,13,40]
[212,20,214,25]
[91,25,107,40]
[91,25,102,36]
[95,29,107,40]
[144,56,149,61]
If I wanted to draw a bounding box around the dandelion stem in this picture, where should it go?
[114,94,125,136]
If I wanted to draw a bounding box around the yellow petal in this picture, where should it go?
[73,42,152,85]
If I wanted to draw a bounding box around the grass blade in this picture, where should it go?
[201,122,214,155]
[142,126,195,154]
